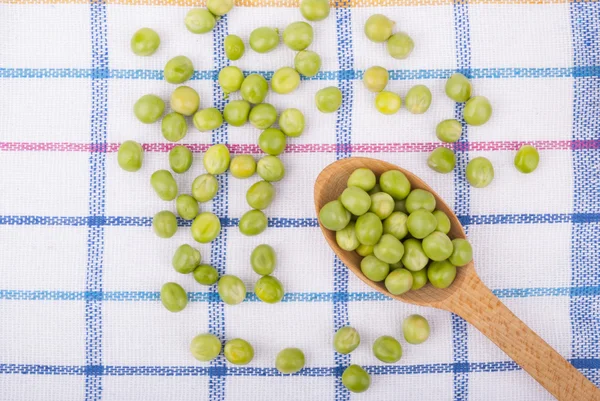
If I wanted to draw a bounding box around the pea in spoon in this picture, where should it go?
[314,157,599,401]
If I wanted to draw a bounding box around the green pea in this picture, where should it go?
[355,212,383,245]
[449,238,473,266]
[172,244,201,274]
[184,8,215,34]
[432,210,451,234]
[218,275,246,305]
[403,314,430,344]
[224,34,245,61]
[176,194,200,220]
[466,157,494,188]
[368,184,381,195]
[410,269,428,290]
[170,86,200,116]
[258,128,287,156]
[239,209,268,236]
[514,145,539,174]
[364,14,394,42]
[249,103,277,130]
[224,338,254,365]
[372,335,402,363]
[204,144,230,175]
[131,27,160,56]
[279,108,305,137]
[382,211,408,240]
[151,170,178,201]
[333,326,360,354]
[294,50,321,77]
[342,365,371,393]
[134,94,164,124]
[394,199,408,213]
[401,238,429,272]
[389,260,404,270]
[407,210,437,240]
[153,211,178,238]
[241,74,269,104]
[436,119,462,143]
[276,348,305,374]
[315,86,342,113]
[249,27,279,53]
[190,333,221,362]
[257,155,285,182]
[428,147,456,174]
[445,73,471,103]
[283,21,313,51]
[427,260,457,288]
[347,168,376,192]
[160,282,188,312]
[379,170,411,200]
[374,234,404,264]
[246,180,275,210]
[405,85,432,115]
[463,96,492,126]
[300,0,330,21]
[387,32,414,59]
[193,108,223,132]
[271,67,301,95]
[354,245,373,259]
[319,200,351,231]
[118,140,143,172]
[360,255,389,282]
[191,212,221,243]
[191,174,219,202]
[218,66,244,95]
[422,231,453,261]
[363,66,389,93]
[405,189,436,213]
[251,244,276,275]
[230,155,256,179]
[254,275,284,303]
[375,91,401,115]
[207,0,233,16]
[161,112,187,142]
[169,145,193,174]
[340,186,371,216]
[223,100,251,126]
[164,56,194,84]
[336,222,360,251]
[369,192,395,220]
[193,264,219,286]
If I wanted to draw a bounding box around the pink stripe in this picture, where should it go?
[2,140,598,153]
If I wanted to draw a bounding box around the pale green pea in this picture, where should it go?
[258,128,287,155]
[373,335,402,363]
[449,238,473,266]
[370,192,395,219]
[193,264,219,285]
[410,269,428,290]
[249,103,277,129]
[246,180,275,210]
[164,56,194,84]
[218,66,244,94]
[356,244,374,257]
[283,21,313,51]
[405,189,436,213]
[407,209,437,239]
[401,238,429,272]
[363,66,389,93]
[315,87,342,113]
[254,275,284,303]
[279,108,305,137]
[374,233,404,264]
[251,244,276,275]
[387,32,414,59]
[342,365,371,393]
[271,67,301,95]
[514,145,539,174]
[389,260,404,270]
[230,155,256,179]
[466,157,494,188]
[300,0,330,21]
[364,14,394,42]
[160,282,188,312]
[172,244,201,274]
[161,112,187,142]
[379,170,411,200]
[218,275,247,305]
[428,147,456,174]
[405,85,432,114]
[360,255,389,282]
[427,260,457,288]
[191,174,219,203]
[355,212,383,245]
[207,0,233,16]
[383,212,408,240]
[151,170,178,201]
[375,91,401,115]
[336,222,360,251]
[239,209,268,236]
[191,212,221,243]
[333,326,360,354]
[224,338,254,365]
[340,186,371,216]
[118,140,143,172]
[433,210,451,234]
[190,333,221,361]
[347,168,376,192]
[134,94,164,124]
[131,27,160,56]
[193,108,223,132]
[422,231,453,261]
[257,155,285,182]
[249,27,279,53]
[241,74,269,104]
[445,73,471,103]
[169,145,193,174]
[276,348,305,374]
[170,86,200,116]
[368,184,381,195]
[294,50,321,77]
[402,314,430,344]
[153,211,178,238]
[184,8,215,34]
[395,199,408,213]
[224,34,245,61]
[319,200,351,231]
[463,96,492,126]
[176,194,200,220]
[204,144,230,175]
[436,119,462,143]
[223,100,251,126]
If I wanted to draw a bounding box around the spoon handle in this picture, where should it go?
[449,276,599,401]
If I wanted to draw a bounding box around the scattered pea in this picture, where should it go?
[251,244,277,275]
[254,275,284,303]
[224,34,245,61]
[249,103,277,129]
[283,21,313,51]
[294,50,321,77]
[402,314,430,344]
[193,108,223,132]
[333,326,360,354]
[118,140,143,172]
[131,28,160,56]
[257,155,285,182]
[190,333,221,361]
[224,338,254,365]
[161,112,187,142]
[172,244,201,274]
[164,56,194,84]
[372,335,402,363]
[246,180,275,210]
[436,119,462,143]
[218,66,244,94]
[341,365,371,393]
[463,96,492,126]
[300,0,330,21]
[218,275,246,305]
[375,91,401,115]
[203,144,230,175]
[191,212,221,243]
[169,145,193,174]
[224,100,251,126]
[176,194,200,220]
[207,0,233,16]
[241,74,269,104]
[184,8,215,34]
[230,155,256,179]
[276,348,305,374]
[315,86,342,113]
[364,14,394,42]
[249,27,279,53]
[514,145,539,174]
[153,211,178,238]
[387,32,414,60]
[161,282,188,312]
[170,86,200,116]
[272,67,301,95]
[466,156,494,188]
[134,94,164,124]
[428,147,456,174]
[193,264,219,286]
[445,73,471,103]
[192,174,219,202]
[279,108,305,137]
[151,170,178,201]
[239,209,268,236]
[363,66,389,93]
[405,85,432,114]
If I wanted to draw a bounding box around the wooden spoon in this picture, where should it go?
[314,157,599,401]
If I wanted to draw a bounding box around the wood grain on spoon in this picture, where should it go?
[314,157,599,401]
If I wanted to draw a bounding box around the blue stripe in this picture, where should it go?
[86,0,108,399]
[3,66,600,81]
[569,1,600,387]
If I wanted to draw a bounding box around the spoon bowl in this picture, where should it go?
[314,157,599,401]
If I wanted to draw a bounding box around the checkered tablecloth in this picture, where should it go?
[0,0,599,400]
